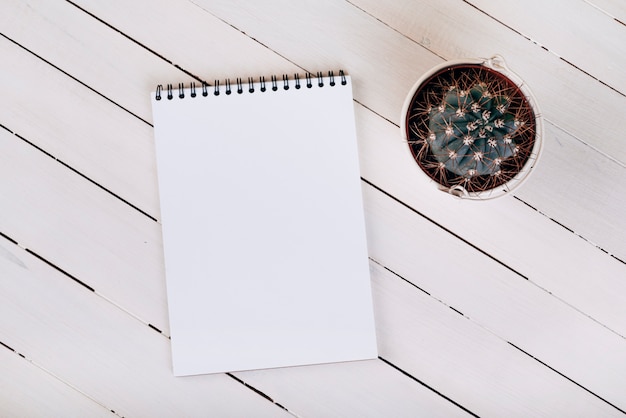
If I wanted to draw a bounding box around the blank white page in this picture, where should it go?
[151,74,377,376]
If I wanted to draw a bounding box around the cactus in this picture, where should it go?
[406,65,536,193]
[427,83,521,178]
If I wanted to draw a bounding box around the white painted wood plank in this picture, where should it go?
[354,101,626,340]
[516,123,626,260]
[467,0,626,94]
[586,0,626,22]
[0,127,169,333]
[5,218,613,418]
[361,181,626,412]
[14,0,621,262]
[368,261,622,417]
[4,0,624,340]
[235,360,472,418]
[10,0,621,270]
[0,130,466,415]
[71,0,442,132]
[233,259,623,417]
[183,0,626,267]
[4,7,624,386]
[0,0,292,125]
[325,0,625,166]
[0,346,113,417]
[2,0,620,414]
[185,0,440,127]
[0,235,291,417]
[0,34,159,218]
[60,0,626,308]
[2,96,620,414]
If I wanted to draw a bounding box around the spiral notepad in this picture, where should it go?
[151,71,377,376]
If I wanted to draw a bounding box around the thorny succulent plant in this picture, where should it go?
[406,65,537,194]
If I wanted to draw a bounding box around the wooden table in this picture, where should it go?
[2,1,626,416]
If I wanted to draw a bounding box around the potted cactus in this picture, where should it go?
[401,55,543,199]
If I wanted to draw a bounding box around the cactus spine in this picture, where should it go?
[406,65,536,193]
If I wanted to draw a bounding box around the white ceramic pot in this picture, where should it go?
[401,55,544,200]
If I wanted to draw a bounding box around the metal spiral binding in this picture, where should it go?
[154,70,346,100]
[236,78,243,94]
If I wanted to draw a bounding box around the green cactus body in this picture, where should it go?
[427,84,521,178]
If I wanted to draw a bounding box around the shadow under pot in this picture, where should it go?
[401,55,544,200]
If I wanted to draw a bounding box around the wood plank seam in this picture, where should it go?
[2,224,475,416]
[364,110,626,263]
[459,0,626,98]
[583,0,623,21]
[543,119,626,169]
[0,343,121,416]
[8,37,620,290]
[505,341,626,415]
[226,373,296,417]
[0,170,479,414]
[4,22,624,346]
[379,357,479,418]
[65,0,208,84]
[0,232,296,415]
[360,99,626,259]
[0,236,292,416]
[346,0,626,170]
[365,176,626,342]
[9,11,621,348]
[373,258,626,415]
[0,102,157,223]
[3,3,620,414]
[21,0,626,259]
[514,195,626,266]
[0,31,149,125]
[3,0,623,343]
[0,227,171,337]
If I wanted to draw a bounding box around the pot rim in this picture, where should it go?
[401,55,544,200]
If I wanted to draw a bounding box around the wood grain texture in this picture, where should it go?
[57,0,626,318]
[0,345,114,417]
[586,0,626,22]
[192,0,626,263]
[14,0,620,267]
[346,0,626,166]
[362,181,626,412]
[0,127,169,333]
[0,34,159,218]
[515,123,626,261]
[353,102,626,338]
[4,223,614,418]
[1,0,625,415]
[0,235,291,417]
[232,260,623,417]
[4,105,624,413]
[188,0,441,125]
[467,0,626,94]
[368,261,623,417]
[0,0,179,123]
[347,0,626,260]
[235,360,474,418]
[0,229,475,417]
